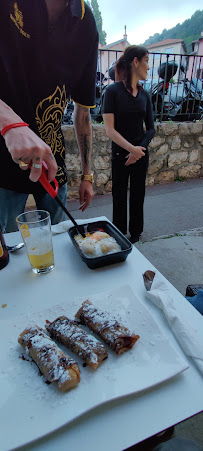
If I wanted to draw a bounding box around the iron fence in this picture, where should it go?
[96,49,203,123]
[63,50,203,125]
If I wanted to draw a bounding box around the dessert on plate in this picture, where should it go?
[18,325,80,391]
[46,316,108,370]
[75,300,140,355]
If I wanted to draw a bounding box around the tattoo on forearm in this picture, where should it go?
[83,109,91,126]
[79,134,90,166]
[85,114,91,126]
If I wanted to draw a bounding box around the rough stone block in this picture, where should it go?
[178,165,201,179]
[198,136,203,146]
[148,159,164,175]
[67,190,80,200]
[62,125,76,140]
[179,123,191,135]
[171,136,181,150]
[155,171,175,183]
[70,175,81,187]
[189,123,202,134]
[96,173,109,187]
[168,151,188,168]
[149,136,165,149]
[160,123,179,135]
[189,149,199,163]
[94,127,110,142]
[156,143,169,155]
[65,154,81,171]
[183,137,194,148]
[105,181,112,193]
[94,155,109,170]
[146,175,155,186]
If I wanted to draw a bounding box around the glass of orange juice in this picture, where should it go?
[16,210,54,274]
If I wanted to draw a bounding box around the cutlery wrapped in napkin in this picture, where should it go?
[143,271,203,376]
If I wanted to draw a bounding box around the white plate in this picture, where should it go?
[0,285,188,450]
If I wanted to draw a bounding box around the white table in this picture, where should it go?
[1,217,203,451]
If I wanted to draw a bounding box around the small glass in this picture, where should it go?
[16,210,54,274]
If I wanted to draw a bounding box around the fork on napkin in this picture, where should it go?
[143,271,203,376]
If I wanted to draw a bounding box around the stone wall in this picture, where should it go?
[62,122,203,199]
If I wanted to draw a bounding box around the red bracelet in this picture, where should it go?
[1,122,29,137]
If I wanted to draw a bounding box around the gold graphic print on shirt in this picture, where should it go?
[10,3,30,39]
[35,86,67,182]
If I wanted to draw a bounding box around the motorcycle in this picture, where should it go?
[163,78,203,122]
[183,77,203,121]
[146,60,203,121]
[62,99,74,125]
[90,71,108,122]
[143,60,179,121]
[62,71,109,125]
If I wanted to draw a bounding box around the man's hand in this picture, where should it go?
[79,180,94,211]
[4,126,58,182]
[125,146,145,166]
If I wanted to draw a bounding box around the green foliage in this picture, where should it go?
[142,9,203,51]
[86,0,107,45]
[175,176,184,182]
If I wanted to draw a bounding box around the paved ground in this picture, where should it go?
[67,177,203,447]
[68,177,203,242]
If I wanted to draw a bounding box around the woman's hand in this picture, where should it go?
[125,146,145,166]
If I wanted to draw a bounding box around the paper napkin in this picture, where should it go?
[51,220,72,235]
[145,272,203,376]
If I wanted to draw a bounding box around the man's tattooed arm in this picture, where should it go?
[73,104,92,174]
[73,103,94,211]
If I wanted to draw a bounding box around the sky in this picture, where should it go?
[97,0,203,45]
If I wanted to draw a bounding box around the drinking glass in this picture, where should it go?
[16,210,54,274]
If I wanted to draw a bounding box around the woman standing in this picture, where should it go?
[103,46,155,243]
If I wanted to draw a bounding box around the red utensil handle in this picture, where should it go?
[29,161,59,198]
[39,162,59,199]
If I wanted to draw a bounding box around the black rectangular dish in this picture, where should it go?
[68,220,133,269]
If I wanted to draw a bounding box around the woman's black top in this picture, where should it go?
[103,81,155,158]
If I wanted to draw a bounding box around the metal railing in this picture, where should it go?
[97,49,203,122]
[62,50,203,125]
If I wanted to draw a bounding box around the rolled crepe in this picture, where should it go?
[75,300,140,355]
[46,316,108,370]
[18,325,80,391]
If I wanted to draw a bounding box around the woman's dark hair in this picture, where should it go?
[116,45,148,93]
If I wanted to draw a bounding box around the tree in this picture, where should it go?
[86,0,107,46]
[142,9,203,51]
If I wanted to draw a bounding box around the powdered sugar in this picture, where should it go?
[18,326,78,387]
[75,300,139,354]
[46,317,108,369]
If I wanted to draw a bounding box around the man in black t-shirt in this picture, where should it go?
[0,0,98,232]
